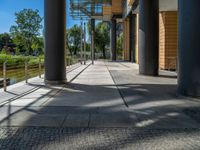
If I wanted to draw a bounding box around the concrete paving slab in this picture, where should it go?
[0,61,200,149]
[25,115,66,127]
[45,61,125,107]
[0,107,66,127]
[0,60,200,130]
[106,61,200,129]
[134,111,200,129]
[90,113,137,127]
[0,63,89,106]
[63,114,90,127]
[0,110,36,127]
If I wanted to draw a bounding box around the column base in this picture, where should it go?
[45,79,67,85]
[177,88,200,98]
[139,72,158,76]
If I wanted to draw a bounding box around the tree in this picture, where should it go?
[31,37,44,55]
[117,33,123,59]
[95,22,110,59]
[10,9,43,55]
[66,25,82,55]
[0,33,14,54]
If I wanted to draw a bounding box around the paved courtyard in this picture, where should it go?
[0,61,200,149]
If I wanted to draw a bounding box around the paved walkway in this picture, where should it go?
[0,61,200,149]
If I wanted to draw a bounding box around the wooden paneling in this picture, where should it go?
[112,0,122,14]
[159,11,178,70]
[123,18,130,61]
[103,6,112,16]
[159,13,166,69]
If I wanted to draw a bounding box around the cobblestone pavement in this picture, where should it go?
[1,127,200,150]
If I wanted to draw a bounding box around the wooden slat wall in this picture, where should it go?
[103,6,112,16]
[159,11,178,70]
[123,18,130,61]
[112,0,122,14]
[159,13,166,69]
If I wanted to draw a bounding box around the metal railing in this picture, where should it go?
[0,55,91,92]
[0,57,44,91]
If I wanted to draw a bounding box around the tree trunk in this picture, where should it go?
[102,46,106,59]
[74,47,77,55]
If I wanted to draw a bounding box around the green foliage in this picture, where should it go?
[0,54,25,65]
[86,43,91,52]
[0,33,14,53]
[94,22,110,59]
[1,48,7,54]
[66,25,82,55]
[117,33,123,58]
[10,9,43,55]
[31,37,44,55]
[0,54,44,66]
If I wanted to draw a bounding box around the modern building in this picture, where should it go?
[44,0,200,97]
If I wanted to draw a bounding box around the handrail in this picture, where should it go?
[0,55,85,91]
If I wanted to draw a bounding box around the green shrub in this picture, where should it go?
[0,54,44,68]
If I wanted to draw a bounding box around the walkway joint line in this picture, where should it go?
[104,61,129,108]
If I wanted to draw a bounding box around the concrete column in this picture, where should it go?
[129,14,137,63]
[44,0,66,84]
[178,0,200,97]
[139,0,159,75]
[91,19,95,64]
[111,19,117,61]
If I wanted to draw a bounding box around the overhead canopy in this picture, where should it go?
[70,0,111,20]
[70,0,177,21]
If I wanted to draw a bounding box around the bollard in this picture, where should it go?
[25,60,28,83]
[3,61,7,91]
[39,58,41,78]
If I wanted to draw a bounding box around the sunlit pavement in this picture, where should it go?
[0,60,200,150]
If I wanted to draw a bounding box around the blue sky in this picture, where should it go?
[0,0,80,34]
